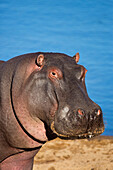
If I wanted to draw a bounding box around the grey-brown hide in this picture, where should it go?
[0,52,104,170]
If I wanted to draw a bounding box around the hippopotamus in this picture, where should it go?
[0,52,104,169]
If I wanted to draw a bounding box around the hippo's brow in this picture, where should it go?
[34,74,46,80]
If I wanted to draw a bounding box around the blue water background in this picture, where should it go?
[0,0,113,136]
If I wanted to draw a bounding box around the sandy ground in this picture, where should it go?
[33,136,113,170]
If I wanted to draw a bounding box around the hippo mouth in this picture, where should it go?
[50,121,104,139]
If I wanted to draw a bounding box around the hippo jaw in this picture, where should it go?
[51,121,104,139]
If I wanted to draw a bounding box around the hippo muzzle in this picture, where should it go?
[51,104,104,139]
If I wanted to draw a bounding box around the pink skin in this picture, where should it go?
[10,56,48,143]
[0,150,38,170]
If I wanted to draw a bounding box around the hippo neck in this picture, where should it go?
[0,149,39,170]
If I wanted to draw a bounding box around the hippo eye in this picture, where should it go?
[50,71,58,78]
[76,66,87,81]
[48,68,63,80]
[76,65,87,81]
[52,72,56,76]
[80,67,87,81]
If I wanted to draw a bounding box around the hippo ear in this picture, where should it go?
[35,54,45,69]
[73,52,80,63]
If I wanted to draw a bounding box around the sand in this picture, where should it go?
[33,136,113,170]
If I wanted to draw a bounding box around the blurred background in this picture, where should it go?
[0,0,113,135]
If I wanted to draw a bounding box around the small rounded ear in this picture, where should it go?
[73,52,80,63]
[35,54,45,70]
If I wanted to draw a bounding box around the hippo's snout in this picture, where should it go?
[51,105,104,139]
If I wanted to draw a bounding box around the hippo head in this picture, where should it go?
[12,52,104,142]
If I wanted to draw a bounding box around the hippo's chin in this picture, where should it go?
[50,121,104,140]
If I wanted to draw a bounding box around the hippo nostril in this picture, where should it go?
[78,109,84,116]
[95,109,101,116]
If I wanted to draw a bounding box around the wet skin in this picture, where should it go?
[0,52,104,169]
